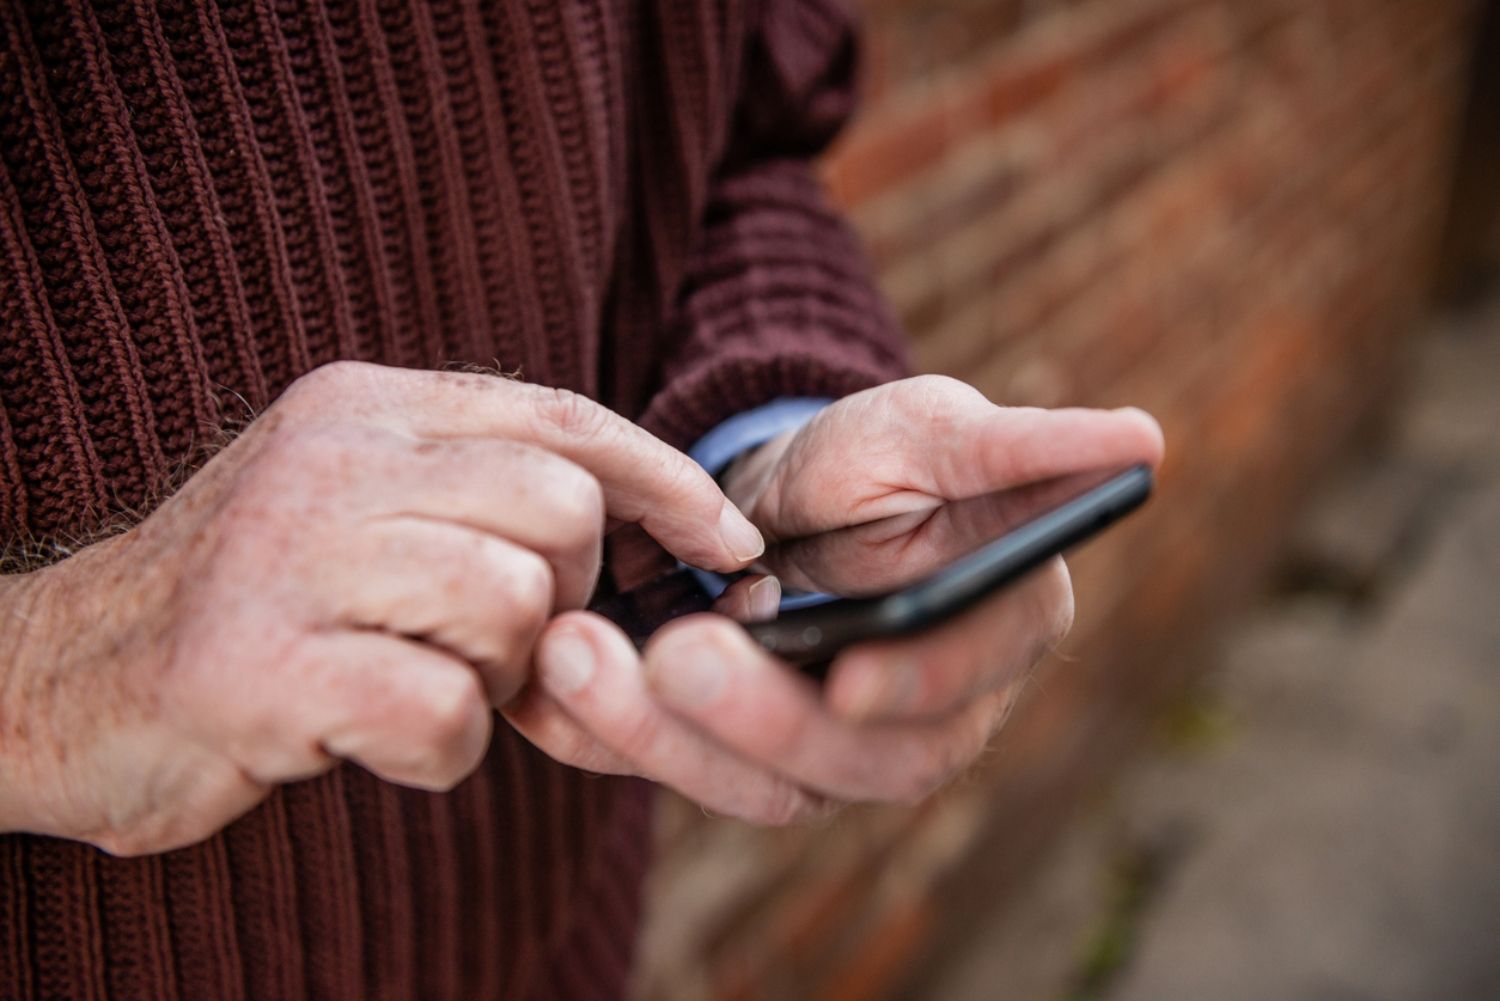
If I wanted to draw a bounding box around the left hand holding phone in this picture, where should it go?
[506,376,1165,825]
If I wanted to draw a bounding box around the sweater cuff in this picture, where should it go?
[637,350,904,451]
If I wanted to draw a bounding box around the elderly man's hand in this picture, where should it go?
[0,362,763,855]
[509,376,1164,823]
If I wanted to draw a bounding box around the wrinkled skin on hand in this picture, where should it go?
[0,361,762,855]
[510,376,1166,825]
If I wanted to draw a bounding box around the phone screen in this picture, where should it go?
[590,465,1141,647]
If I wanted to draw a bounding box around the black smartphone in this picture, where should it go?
[590,464,1153,674]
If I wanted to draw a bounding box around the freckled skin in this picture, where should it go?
[0,361,761,856]
[0,364,1165,845]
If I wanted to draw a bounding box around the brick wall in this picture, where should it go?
[633,2,1479,998]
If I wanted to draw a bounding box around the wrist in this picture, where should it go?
[0,535,135,836]
[0,566,62,832]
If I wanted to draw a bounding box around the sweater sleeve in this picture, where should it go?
[635,0,911,449]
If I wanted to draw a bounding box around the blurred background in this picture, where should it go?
[632,0,1499,998]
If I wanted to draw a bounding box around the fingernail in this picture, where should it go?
[838,660,920,721]
[648,641,728,708]
[1113,406,1159,429]
[748,577,781,620]
[540,631,595,694]
[718,503,765,563]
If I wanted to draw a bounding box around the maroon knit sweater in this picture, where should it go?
[0,0,906,997]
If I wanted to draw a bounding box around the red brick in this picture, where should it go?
[813,899,935,1001]
[634,1,1481,996]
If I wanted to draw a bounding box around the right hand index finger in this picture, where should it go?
[311,363,764,573]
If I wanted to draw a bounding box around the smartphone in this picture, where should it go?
[590,464,1153,674]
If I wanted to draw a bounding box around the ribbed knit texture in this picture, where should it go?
[0,0,907,997]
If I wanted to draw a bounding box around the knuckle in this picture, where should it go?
[407,740,481,790]
[93,808,210,859]
[907,374,985,410]
[412,670,486,754]
[751,783,815,828]
[531,386,610,440]
[93,829,152,858]
[652,450,714,512]
[302,359,376,392]
[440,544,553,676]
[551,466,606,538]
[422,766,470,793]
[909,373,971,395]
[504,551,555,632]
[280,360,373,411]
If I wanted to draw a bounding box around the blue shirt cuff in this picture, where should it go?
[686,398,833,479]
[685,398,832,603]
